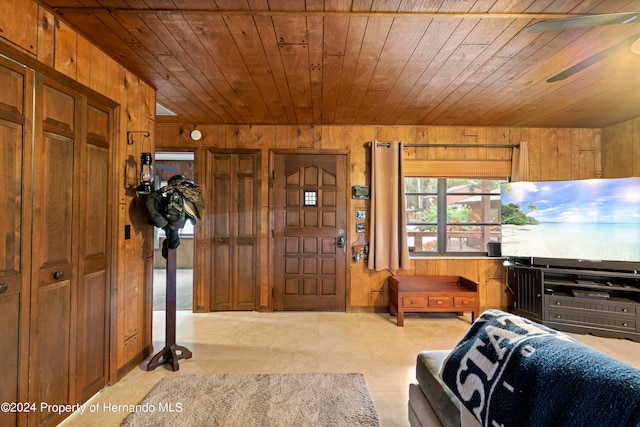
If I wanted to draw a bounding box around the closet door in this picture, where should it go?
[75,102,111,403]
[29,78,79,427]
[207,150,259,311]
[0,58,32,427]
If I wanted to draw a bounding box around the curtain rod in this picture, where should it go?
[368,142,520,148]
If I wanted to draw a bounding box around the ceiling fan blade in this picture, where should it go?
[526,12,640,33]
[547,34,640,82]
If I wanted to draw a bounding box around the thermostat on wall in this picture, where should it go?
[352,186,370,199]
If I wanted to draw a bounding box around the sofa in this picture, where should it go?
[409,310,640,427]
[409,349,482,427]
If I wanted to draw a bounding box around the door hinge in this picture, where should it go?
[271,229,274,238]
[272,170,275,179]
[271,288,274,297]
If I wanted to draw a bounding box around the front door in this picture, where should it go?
[273,153,347,311]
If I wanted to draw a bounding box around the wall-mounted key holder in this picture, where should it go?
[352,234,369,262]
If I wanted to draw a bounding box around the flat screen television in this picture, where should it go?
[501,177,640,271]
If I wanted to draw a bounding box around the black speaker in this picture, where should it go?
[487,242,502,257]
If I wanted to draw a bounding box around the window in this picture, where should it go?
[304,190,318,206]
[405,178,504,256]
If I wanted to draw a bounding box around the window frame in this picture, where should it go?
[405,177,504,257]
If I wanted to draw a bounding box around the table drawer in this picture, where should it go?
[428,296,453,308]
[402,296,427,308]
[454,296,478,308]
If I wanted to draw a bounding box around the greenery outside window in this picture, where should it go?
[405,178,504,256]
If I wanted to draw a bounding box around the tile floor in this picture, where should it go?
[60,310,640,427]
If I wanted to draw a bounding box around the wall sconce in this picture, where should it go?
[127,130,154,195]
[136,152,154,195]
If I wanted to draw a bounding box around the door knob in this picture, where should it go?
[0,283,8,294]
[336,236,345,248]
[53,271,64,280]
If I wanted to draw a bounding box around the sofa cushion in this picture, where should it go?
[416,350,461,427]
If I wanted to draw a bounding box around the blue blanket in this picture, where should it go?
[440,310,640,427]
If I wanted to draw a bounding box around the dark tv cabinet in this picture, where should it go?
[511,267,543,322]
[509,262,640,342]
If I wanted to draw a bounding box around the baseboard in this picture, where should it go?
[349,305,390,313]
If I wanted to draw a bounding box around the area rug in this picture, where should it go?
[121,373,381,426]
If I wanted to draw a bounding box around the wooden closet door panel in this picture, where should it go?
[0,120,23,277]
[0,58,32,427]
[0,294,20,427]
[76,268,107,400]
[30,80,78,426]
[207,150,258,311]
[235,243,256,309]
[210,152,232,310]
[31,133,75,426]
[236,155,256,237]
[83,143,108,256]
[235,155,257,310]
[37,280,72,397]
[76,102,110,403]
[39,133,75,266]
[0,118,25,427]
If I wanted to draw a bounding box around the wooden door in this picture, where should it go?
[273,154,347,311]
[29,78,79,427]
[206,150,259,311]
[75,102,111,403]
[0,58,33,427]
[27,78,112,426]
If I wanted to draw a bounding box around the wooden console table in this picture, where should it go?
[389,275,479,326]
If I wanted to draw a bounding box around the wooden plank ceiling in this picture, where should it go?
[38,0,640,128]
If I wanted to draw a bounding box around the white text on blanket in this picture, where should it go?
[455,313,573,419]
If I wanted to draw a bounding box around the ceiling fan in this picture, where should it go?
[524,12,640,82]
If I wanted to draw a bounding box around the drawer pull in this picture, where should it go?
[623,323,628,327]
[556,315,561,319]
[0,283,8,294]
[622,308,628,313]
[555,301,561,305]
[53,271,64,280]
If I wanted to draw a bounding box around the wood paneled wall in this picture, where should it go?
[0,1,155,382]
[602,117,640,177]
[1,1,633,419]
[156,124,603,313]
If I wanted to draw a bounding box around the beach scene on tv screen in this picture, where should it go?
[501,177,640,263]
